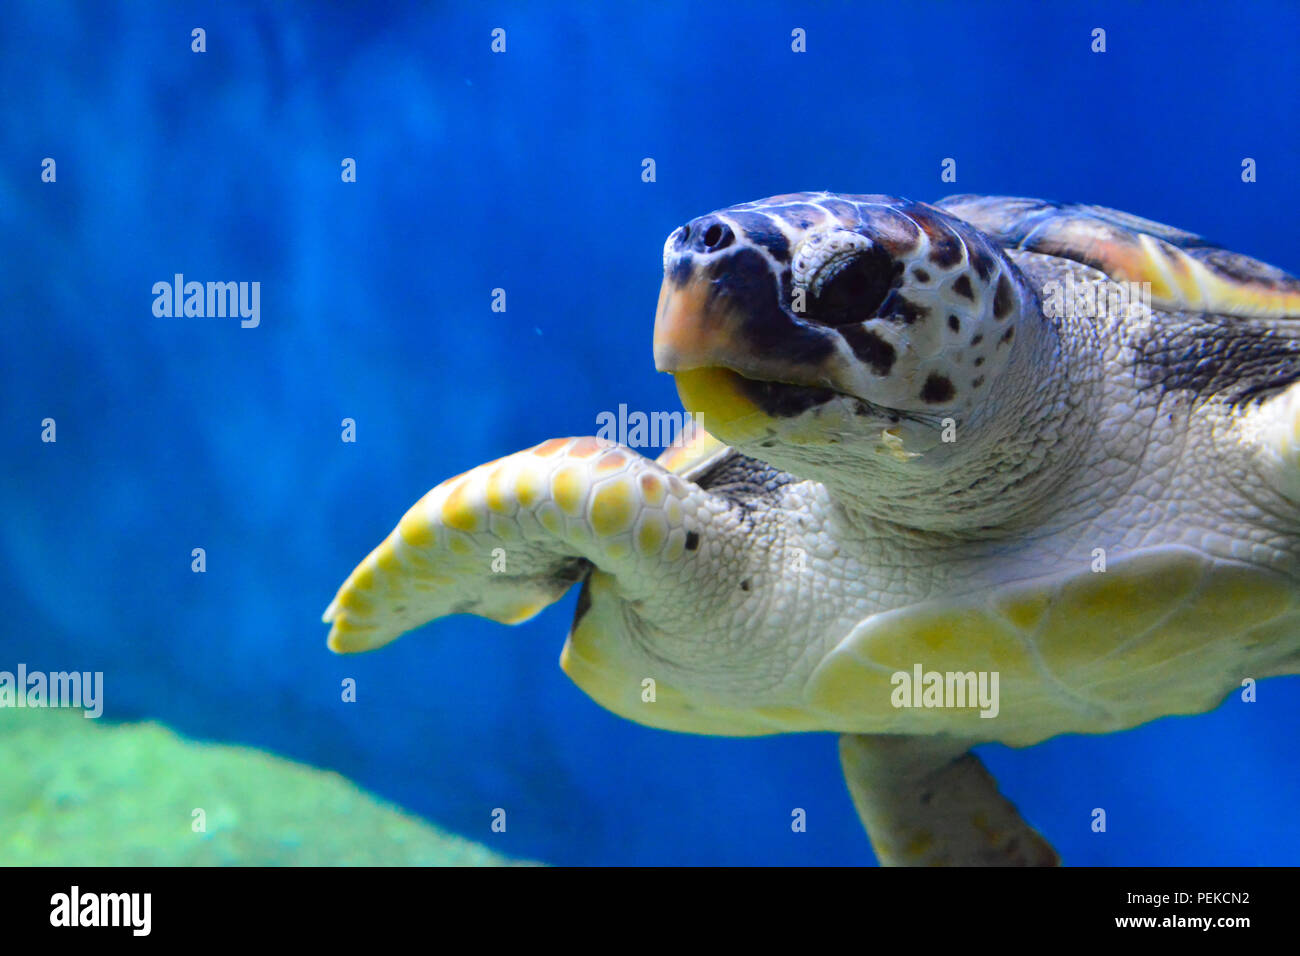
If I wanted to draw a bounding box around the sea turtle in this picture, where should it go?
[323,193,1300,865]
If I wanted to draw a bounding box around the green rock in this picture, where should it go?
[0,709,527,866]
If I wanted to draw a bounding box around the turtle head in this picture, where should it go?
[654,192,1064,527]
[655,193,1033,440]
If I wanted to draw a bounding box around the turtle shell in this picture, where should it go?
[937,195,1300,318]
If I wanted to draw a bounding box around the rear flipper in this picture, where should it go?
[323,436,723,653]
[839,734,1059,866]
[1254,380,1300,504]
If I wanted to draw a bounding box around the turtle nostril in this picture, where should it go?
[678,218,734,253]
[694,220,733,253]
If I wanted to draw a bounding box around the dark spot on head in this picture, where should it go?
[928,230,963,268]
[740,579,751,591]
[839,324,897,375]
[709,248,836,365]
[725,211,791,263]
[920,373,955,403]
[947,314,961,333]
[668,255,693,284]
[999,327,1015,347]
[970,247,995,282]
[684,531,700,551]
[974,355,984,367]
[818,197,864,226]
[971,333,983,346]
[880,291,929,325]
[900,297,929,324]
[994,274,1015,318]
[768,203,829,233]
[858,206,922,257]
[951,274,974,300]
[738,378,839,417]
[912,268,931,283]
[972,375,985,388]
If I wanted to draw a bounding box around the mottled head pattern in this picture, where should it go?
[654,192,1034,427]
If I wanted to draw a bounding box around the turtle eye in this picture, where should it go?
[807,247,899,327]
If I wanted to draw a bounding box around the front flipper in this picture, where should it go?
[839,734,1059,866]
[323,436,723,653]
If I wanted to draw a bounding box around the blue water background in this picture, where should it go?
[3,0,1298,864]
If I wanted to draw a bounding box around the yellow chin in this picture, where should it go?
[671,367,775,445]
[673,366,848,447]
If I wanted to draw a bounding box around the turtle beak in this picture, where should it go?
[654,236,837,381]
[653,219,747,375]
[653,273,771,441]
[653,237,847,441]
[652,273,747,374]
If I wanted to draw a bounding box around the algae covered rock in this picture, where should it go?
[0,709,525,866]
